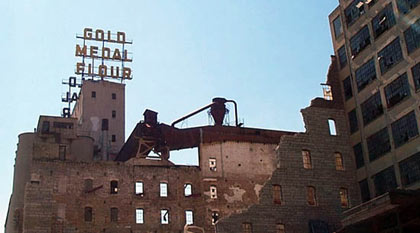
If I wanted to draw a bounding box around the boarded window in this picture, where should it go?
[210,185,217,199]
[84,179,93,192]
[161,209,169,224]
[110,208,118,222]
[135,181,143,195]
[110,180,118,194]
[340,188,349,208]
[276,223,285,233]
[273,185,282,204]
[160,182,168,197]
[307,186,317,206]
[185,210,193,225]
[136,208,144,224]
[59,145,66,160]
[84,207,92,222]
[209,158,217,171]
[184,183,192,197]
[302,150,312,169]
[335,152,345,171]
[242,222,253,233]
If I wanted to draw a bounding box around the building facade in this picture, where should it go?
[329,0,420,203]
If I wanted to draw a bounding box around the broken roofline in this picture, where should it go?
[115,122,296,162]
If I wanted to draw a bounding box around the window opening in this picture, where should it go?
[335,152,345,171]
[412,62,420,91]
[359,179,370,202]
[391,111,418,148]
[355,58,376,91]
[340,188,349,208]
[378,37,403,74]
[184,183,192,197]
[111,134,116,142]
[404,18,420,54]
[101,119,109,131]
[211,211,219,225]
[385,73,410,108]
[185,210,193,225]
[110,208,118,222]
[91,91,96,98]
[110,180,118,194]
[84,207,92,222]
[84,179,93,192]
[242,222,253,233]
[372,3,396,39]
[136,208,144,224]
[333,15,343,39]
[353,143,365,169]
[328,119,337,135]
[367,127,391,161]
[160,182,168,197]
[112,110,116,118]
[350,25,371,58]
[210,185,217,199]
[361,92,383,125]
[161,209,169,224]
[343,76,353,100]
[59,145,66,160]
[373,166,397,196]
[338,45,347,69]
[112,93,116,100]
[276,223,285,233]
[273,185,282,204]
[209,158,217,171]
[135,181,143,195]
[399,152,420,186]
[397,0,420,14]
[348,109,358,134]
[41,121,50,133]
[302,150,312,169]
[307,186,317,206]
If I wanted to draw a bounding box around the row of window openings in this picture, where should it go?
[353,111,419,167]
[91,91,117,100]
[90,180,194,197]
[302,150,345,170]
[337,15,419,72]
[344,63,420,133]
[359,153,420,203]
[84,207,194,225]
[271,185,349,208]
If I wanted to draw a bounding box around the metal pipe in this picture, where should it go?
[226,100,239,127]
[171,102,214,127]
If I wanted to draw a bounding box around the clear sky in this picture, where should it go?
[0,0,339,225]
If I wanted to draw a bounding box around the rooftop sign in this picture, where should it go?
[75,28,133,80]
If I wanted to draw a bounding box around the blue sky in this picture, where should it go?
[0,0,339,224]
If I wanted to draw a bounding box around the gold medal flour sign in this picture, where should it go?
[75,28,133,80]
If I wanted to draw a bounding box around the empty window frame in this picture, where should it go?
[302,150,312,169]
[135,181,143,195]
[340,188,349,208]
[84,179,93,193]
[355,58,377,91]
[112,93,116,100]
[242,222,253,233]
[84,207,93,222]
[391,111,419,148]
[211,211,219,225]
[160,182,168,197]
[338,45,347,69]
[184,183,192,197]
[335,152,345,171]
[359,179,371,202]
[111,134,116,142]
[307,186,317,206]
[404,19,420,54]
[209,158,217,171]
[372,3,396,39]
[112,110,116,118]
[384,73,410,108]
[350,25,371,58]
[161,209,169,224]
[399,152,420,186]
[367,127,391,161]
[276,223,285,233]
[343,76,353,100]
[378,37,403,74]
[91,91,96,98]
[110,180,118,194]
[59,145,66,160]
[136,208,144,224]
[185,210,193,225]
[372,166,397,196]
[353,143,365,169]
[397,0,420,14]
[110,208,118,222]
[328,119,338,135]
[348,109,359,134]
[210,185,217,199]
[361,92,383,125]
[412,62,420,91]
[344,0,367,26]
[272,185,282,204]
[333,15,343,38]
